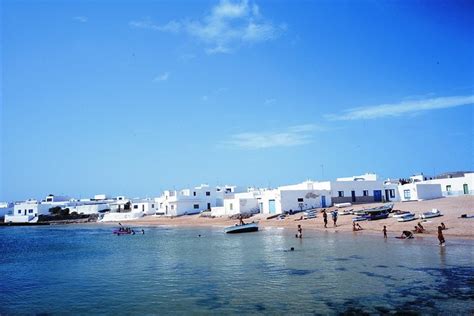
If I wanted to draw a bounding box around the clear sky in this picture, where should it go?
[1,0,473,201]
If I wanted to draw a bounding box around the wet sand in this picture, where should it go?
[102,195,474,240]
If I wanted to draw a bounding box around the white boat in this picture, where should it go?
[392,211,412,218]
[420,209,442,219]
[334,202,352,208]
[224,222,259,234]
[397,213,416,222]
[303,210,317,219]
[339,209,353,216]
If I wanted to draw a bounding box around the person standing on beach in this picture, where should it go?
[323,211,328,228]
[437,226,445,246]
[383,226,387,239]
[332,211,338,227]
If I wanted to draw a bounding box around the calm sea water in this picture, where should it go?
[1,225,473,315]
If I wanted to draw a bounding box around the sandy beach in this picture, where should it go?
[102,195,474,240]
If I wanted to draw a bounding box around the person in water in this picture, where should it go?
[322,210,328,228]
[141,229,145,235]
[437,226,445,245]
[441,222,446,230]
[296,225,302,238]
[352,222,357,231]
[414,226,424,234]
[383,226,387,239]
[401,230,414,239]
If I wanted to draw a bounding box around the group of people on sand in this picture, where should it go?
[321,210,338,228]
[294,212,447,246]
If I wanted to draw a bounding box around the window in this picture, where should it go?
[133,205,138,209]
[446,185,452,192]
[46,197,53,202]
[193,192,196,196]
[363,190,369,196]
[28,209,33,214]
[206,192,211,196]
[193,204,200,209]
[151,204,155,208]
[297,198,304,202]
[171,205,174,210]
[18,210,21,214]
[404,190,411,199]
[338,191,344,197]
[229,203,233,211]
[390,189,396,198]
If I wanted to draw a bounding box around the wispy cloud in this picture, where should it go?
[73,16,88,23]
[129,0,285,54]
[223,124,320,149]
[325,95,474,121]
[153,72,170,82]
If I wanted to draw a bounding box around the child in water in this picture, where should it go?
[438,226,445,246]
[383,226,387,239]
[296,225,302,238]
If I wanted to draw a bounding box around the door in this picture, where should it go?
[385,189,390,202]
[464,184,469,194]
[351,191,356,202]
[207,202,211,210]
[259,202,263,212]
[374,190,382,202]
[268,200,276,214]
[321,196,326,208]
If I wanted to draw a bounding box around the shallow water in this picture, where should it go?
[1,225,473,314]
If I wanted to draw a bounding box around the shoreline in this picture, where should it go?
[95,195,474,241]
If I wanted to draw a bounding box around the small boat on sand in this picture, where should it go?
[420,209,442,219]
[225,222,259,234]
[397,213,416,222]
[339,209,353,216]
[392,210,411,218]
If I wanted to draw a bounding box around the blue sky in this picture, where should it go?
[1,0,473,201]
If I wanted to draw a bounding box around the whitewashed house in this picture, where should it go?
[157,184,242,216]
[212,189,261,217]
[398,183,442,202]
[423,172,473,197]
[0,202,14,219]
[131,199,158,216]
[5,200,52,223]
[259,182,331,215]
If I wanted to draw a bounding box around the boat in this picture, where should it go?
[303,210,317,219]
[353,203,394,217]
[397,213,416,222]
[352,215,369,222]
[113,229,133,235]
[420,209,442,219]
[334,202,352,208]
[339,209,353,216]
[392,210,411,218]
[224,222,259,234]
[365,210,390,221]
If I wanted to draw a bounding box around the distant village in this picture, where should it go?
[1,171,473,224]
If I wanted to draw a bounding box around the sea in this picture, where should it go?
[1,225,473,315]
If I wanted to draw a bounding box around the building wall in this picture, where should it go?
[259,189,331,214]
[424,173,474,196]
[398,183,442,201]
[330,181,384,204]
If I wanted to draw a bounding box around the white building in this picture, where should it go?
[5,200,52,223]
[212,190,261,217]
[258,181,331,215]
[131,199,158,216]
[398,183,443,202]
[424,172,473,197]
[157,184,243,216]
[0,202,14,218]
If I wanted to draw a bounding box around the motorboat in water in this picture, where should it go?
[113,229,134,235]
[420,209,442,219]
[397,213,416,222]
[224,222,259,234]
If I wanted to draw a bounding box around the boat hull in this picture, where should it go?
[397,214,416,222]
[225,223,259,234]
